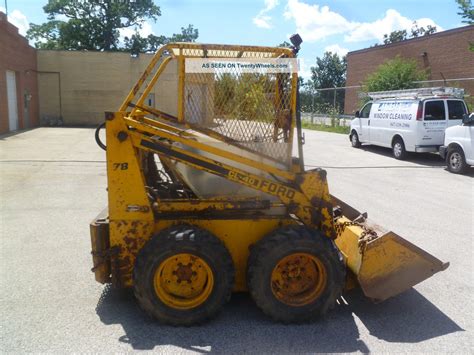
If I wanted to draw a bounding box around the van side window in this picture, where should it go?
[424,100,445,121]
[360,103,372,118]
[447,100,467,120]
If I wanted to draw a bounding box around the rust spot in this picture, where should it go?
[310,196,322,207]
[294,173,305,185]
[123,236,138,251]
[105,112,114,120]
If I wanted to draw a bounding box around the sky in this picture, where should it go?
[1,0,468,78]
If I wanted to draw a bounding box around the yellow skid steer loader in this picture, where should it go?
[90,36,448,325]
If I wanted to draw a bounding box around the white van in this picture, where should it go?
[349,87,468,159]
[439,113,474,174]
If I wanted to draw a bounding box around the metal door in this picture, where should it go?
[6,71,19,131]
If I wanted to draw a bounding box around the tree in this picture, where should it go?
[383,30,408,44]
[27,0,160,50]
[382,21,437,45]
[410,22,437,37]
[310,52,347,112]
[363,56,428,93]
[124,25,199,55]
[27,0,198,53]
[278,41,292,48]
[456,0,474,25]
[299,79,316,113]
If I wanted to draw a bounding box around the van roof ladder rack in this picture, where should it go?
[368,87,465,100]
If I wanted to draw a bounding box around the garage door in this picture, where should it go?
[6,70,19,131]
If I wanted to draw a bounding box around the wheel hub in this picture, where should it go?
[154,253,213,310]
[271,253,327,306]
[394,143,402,156]
[450,153,461,168]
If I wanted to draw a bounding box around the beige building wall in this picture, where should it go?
[37,50,178,126]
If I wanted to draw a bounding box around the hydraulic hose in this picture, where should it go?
[95,122,106,151]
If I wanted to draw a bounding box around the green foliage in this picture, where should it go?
[27,0,160,50]
[27,21,64,49]
[383,30,408,44]
[311,52,346,88]
[278,41,292,48]
[26,0,198,53]
[301,121,350,134]
[456,0,474,24]
[214,73,236,116]
[381,21,437,45]
[309,51,346,113]
[124,25,199,55]
[214,74,274,122]
[456,0,474,51]
[363,56,428,93]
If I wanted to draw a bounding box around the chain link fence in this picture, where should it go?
[300,78,474,129]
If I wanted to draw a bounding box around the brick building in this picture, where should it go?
[345,26,474,114]
[0,13,179,131]
[0,12,39,134]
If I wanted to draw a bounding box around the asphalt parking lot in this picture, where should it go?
[1,127,472,353]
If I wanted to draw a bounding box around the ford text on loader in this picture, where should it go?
[90,36,448,325]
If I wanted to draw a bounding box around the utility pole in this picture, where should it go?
[4,0,8,15]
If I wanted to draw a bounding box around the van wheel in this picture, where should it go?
[392,138,407,160]
[350,132,361,148]
[446,147,467,174]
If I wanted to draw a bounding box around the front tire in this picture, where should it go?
[350,131,361,148]
[247,226,345,323]
[446,147,468,174]
[133,225,234,325]
[392,137,407,160]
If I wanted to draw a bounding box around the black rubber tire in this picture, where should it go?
[133,225,235,326]
[392,137,407,160]
[247,226,345,323]
[446,146,468,174]
[350,131,361,148]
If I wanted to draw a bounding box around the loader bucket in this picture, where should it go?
[332,196,449,302]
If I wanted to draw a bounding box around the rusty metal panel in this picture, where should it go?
[90,209,111,284]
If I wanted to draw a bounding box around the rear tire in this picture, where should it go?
[133,225,234,326]
[392,137,407,160]
[351,131,361,148]
[446,147,468,174]
[247,226,345,323]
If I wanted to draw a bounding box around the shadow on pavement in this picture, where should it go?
[360,145,446,167]
[359,145,474,176]
[96,286,462,352]
[0,128,39,140]
[345,288,463,343]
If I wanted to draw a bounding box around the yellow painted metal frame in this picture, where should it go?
[119,43,298,159]
[95,42,448,300]
[102,43,331,289]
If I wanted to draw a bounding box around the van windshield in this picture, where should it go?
[424,100,445,121]
[447,100,467,120]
